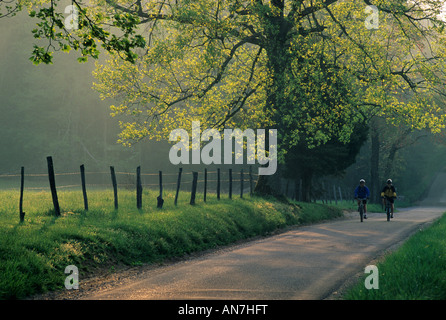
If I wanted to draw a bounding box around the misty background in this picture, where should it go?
[1,11,446,204]
[0,11,255,194]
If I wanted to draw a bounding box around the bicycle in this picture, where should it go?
[383,197,394,221]
[357,198,367,222]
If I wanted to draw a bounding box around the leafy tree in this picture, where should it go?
[6,0,446,199]
[93,1,446,195]
[94,1,446,197]
[365,117,430,202]
[256,35,370,198]
[284,122,369,202]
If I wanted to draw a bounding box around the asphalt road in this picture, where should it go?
[81,207,444,300]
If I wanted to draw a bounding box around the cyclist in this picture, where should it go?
[354,179,370,219]
[381,179,397,218]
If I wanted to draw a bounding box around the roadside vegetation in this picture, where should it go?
[344,212,446,300]
[0,189,342,299]
[319,200,384,214]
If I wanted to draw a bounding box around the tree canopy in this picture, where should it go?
[4,0,446,196]
[90,1,446,154]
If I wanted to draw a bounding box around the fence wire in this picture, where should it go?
[0,168,259,195]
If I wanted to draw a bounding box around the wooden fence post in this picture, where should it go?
[174,168,182,206]
[80,164,88,211]
[157,170,164,208]
[110,166,118,210]
[240,169,244,198]
[136,166,142,209]
[190,171,198,205]
[217,168,221,200]
[229,168,232,199]
[204,168,207,202]
[19,166,25,222]
[47,156,61,217]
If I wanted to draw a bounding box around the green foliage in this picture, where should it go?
[0,189,342,299]
[26,0,146,65]
[344,213,446,300]
[88,0,446,164]
[5,0,446,198]
[0,0,22,18]
[6,1,446,144]
[277,36,370,187]
[284,122,369,181]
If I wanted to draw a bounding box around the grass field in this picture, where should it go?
[343,212,446,300]
[0,188,342,299]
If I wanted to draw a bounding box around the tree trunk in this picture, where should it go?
[254,164,283,197]
[383,142,398,182]
[382,128,413,181]
[253,4,292,198]
[370,118,380,203]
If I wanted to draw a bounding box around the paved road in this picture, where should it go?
[81,207,444,300]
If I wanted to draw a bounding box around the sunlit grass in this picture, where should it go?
[344,212,446,300]
[318,199,390,213]
[0,189,343,299]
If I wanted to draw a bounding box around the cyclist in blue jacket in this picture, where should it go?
[354,179,370,219]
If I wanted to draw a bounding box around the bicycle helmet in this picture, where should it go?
[359,179,365,183]
[386,179,392,184]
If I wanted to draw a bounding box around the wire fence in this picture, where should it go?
[0,169,258,192]
[0,156,260,221]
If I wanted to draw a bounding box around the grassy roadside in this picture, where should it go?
[323,199,413,215]
[343,212,446,300]
[0,189,342,299]
[321,200,384,213]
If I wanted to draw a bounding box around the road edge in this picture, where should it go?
[324,214,443,300]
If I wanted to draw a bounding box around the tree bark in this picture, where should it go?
[253,4,292,198]
[254,167,283,197]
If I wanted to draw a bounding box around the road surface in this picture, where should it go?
[72,206,444,300]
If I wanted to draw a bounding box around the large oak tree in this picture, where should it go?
[8,0,446,198]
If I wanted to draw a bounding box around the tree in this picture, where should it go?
[9,0,446,198]
[365,116,430,202]
[1,0,147,64]
[17,1,445,129]
[91,1,446,198]
[285,122,369,202]
[263,36,369,199]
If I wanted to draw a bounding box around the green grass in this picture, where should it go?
[0,189,342,299]
[316,200,384,213]
[344,212,446,300]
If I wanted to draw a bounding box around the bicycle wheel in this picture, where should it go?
[386,206,390,221]
[359,205,364,222]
